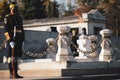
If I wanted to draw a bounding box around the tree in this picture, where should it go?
[76,0,98,5]
[76,0,120,36]
[43,0,59,18]
[0,0,9,21]
[21,0,46,20]
[98,0,120,36]
[21,0,59,19]
[74,3,94,22]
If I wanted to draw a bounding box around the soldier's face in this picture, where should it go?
[11,7,18,14]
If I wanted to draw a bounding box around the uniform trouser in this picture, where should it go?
[8,58,18,77]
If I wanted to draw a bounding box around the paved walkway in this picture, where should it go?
[1,74,120,80]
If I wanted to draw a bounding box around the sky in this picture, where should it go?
[56,0,77,7]
[56,0,78,11]
[55,0,78,16]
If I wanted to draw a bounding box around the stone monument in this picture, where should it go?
[75,28,98,61]
[99,29,113,62]
[75,34,91,60]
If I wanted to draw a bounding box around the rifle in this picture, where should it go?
[10,26,16,79]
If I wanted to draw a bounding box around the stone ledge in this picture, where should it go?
[19,60,120,70]
[1,60,120,70]
[19,61,67,70]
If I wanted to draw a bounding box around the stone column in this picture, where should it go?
[99,29,113,62]
[56,26,74,61]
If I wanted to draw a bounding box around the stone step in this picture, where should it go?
[0,69,61,78]
[1,60,120,79]
[1,68,120,78]
[0,75,120,80]
[62,68,120,76]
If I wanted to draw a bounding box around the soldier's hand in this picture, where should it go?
[10,41,15,48]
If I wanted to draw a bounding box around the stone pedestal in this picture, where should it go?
[88,35,98,58]
[99,29,113,62]
[46,38,56,60]
[56,26,74,61]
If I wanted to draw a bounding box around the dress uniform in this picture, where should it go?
[4,3,24,78]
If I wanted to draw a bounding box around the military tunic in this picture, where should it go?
[4,14,24,57]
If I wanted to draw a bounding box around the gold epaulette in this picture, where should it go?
[5,14,10,18]
[4,32,10,40]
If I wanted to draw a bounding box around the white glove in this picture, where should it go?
[3,56,7,63]
[10,41,15,48]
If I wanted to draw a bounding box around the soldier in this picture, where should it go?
[4,3,24,79]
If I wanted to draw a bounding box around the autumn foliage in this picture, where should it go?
[74,5,94,22]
